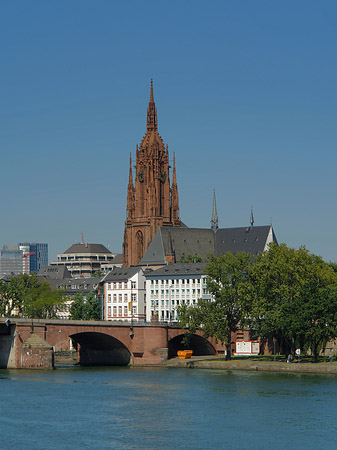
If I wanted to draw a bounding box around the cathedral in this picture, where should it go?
[123,81,278,268]
[123,81,181,267]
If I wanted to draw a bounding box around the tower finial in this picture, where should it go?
[211,188,219,232]
[250,206,254,227]
[150,78,154,103]
[147,79,157,131]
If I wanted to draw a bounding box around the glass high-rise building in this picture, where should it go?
[18,243,48,273]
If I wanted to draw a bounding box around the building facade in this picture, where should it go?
[123,80,181,267]
[144,263,209,323]
[19,242,48,273]
[101,267,146,322]
[50,243,122,278]
[0,245,25,277]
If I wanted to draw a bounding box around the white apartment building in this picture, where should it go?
[144,263,210,323]
[102,267,146,322]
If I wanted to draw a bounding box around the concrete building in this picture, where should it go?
[50,243,122,278]
[0,245,25,277]
[101,267,146,322]
[144,263,209,323]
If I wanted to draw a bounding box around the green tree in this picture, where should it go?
[0,274,66,319]
[178,254,203,263]
[250,243,337,361]
[69,292,100,320]
[179,252,253,360]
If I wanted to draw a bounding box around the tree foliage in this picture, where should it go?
[178,244,337,362]
[250,243,337,361]
[178,254,203,263]
[0,274,66,319]
[69,292,100,320]
[179,252,253,359]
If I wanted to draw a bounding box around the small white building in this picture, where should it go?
[144,263,209,323]
[101,267,146,322]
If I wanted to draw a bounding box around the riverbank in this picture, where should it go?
[166,356,337,374]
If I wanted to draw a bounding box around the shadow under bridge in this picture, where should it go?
[168,333,216,359]
[70,332,131,366]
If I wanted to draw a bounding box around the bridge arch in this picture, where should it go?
[168,333,216,359]
[70,332,131,366]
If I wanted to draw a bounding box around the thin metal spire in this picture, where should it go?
[211,188,218,232]
[250,206,254,227]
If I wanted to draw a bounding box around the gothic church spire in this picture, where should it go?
[211,188,218,232]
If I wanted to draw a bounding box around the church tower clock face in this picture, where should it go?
[123,80,181,267]
[138,171,144,182]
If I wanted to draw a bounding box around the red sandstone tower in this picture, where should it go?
[123,80,181,266]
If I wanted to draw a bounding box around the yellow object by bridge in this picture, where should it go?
[177,350,193,359]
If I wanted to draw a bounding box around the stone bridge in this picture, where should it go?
[0,318,228,369]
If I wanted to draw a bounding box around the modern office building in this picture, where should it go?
[0,245,25,277]
[19,242,48,273]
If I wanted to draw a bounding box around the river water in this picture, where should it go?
[1,366,336,450]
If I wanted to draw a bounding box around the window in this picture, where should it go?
[118,306,122,315]
[186,279,189,284]
[124,281,128,289]
[124,306,128,315]
[161,300,164,307]
[113,294,117,303]
[151,290,154,295]
[151,280,154,285]
[156,280,159,285]
[119,294,122,302]
[132,306,136,315]
[165,279,169,284]
[113,306,117,316]
[113,282,117,289]
[124,293,128,302]
[132,294,137,302]
[119,282,122,289]
[108,306,111,316]
[181,279,184,284]
[108,294,111,303]
[131,281,136,288]
[161,290,164,296]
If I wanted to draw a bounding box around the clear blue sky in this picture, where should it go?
[1,1,337,262]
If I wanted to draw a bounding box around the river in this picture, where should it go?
[1,366,336,449]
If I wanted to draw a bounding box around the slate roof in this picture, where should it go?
[139,227,214,265]
[215,225,277,256]
[38,265,71,280]
[103,266,141,282]
[145,262,206,278]
[63,243,112,254]
[140,225,277,265]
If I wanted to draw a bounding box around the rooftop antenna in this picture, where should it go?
[81,232,85,245]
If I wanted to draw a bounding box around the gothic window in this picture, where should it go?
[136,230,143,263]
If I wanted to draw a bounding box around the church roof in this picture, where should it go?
[139,227,215,265]
[139,225,277,265]
[215,225,277,256]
